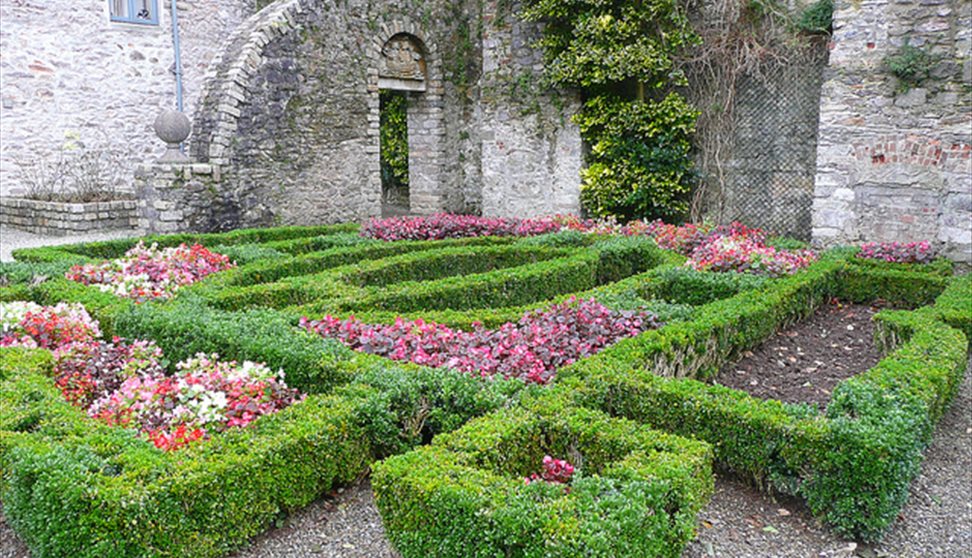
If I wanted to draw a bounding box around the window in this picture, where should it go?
[110,0,159,25]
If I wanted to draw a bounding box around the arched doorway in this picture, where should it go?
[373,30,446,217]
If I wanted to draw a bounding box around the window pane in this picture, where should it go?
[110,0,128,18]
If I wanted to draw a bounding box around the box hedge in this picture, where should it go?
[373,394,713,558]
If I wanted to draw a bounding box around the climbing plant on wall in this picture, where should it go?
[521,0,701,222]
[380,91,410,205]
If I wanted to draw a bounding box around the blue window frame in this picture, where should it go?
[110,0,159,25]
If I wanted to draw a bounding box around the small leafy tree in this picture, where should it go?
[522,0,700,222]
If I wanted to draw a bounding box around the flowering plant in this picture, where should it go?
[361,213,599,241]
[0,302,101,349]
[524,455,576,485]
[857,241,935,264]
[89,353,303,450]
[54,338,165,407]
[686,234,817,278]
[302,298,660,384]
[66,242,234,302]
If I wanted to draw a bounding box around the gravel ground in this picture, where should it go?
[2,364,970,557]
[0,225,138,262]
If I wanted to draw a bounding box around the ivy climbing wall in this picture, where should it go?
[812,0,972,262]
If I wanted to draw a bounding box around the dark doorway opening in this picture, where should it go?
[380,90,410,216]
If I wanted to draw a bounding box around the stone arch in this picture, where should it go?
[188,4,452,225]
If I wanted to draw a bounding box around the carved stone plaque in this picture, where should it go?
[379,34,427,92]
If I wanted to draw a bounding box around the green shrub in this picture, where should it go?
[796,0,834,34]
[648,266,769,306]
[1,389,371,558]
[111,302,364,393]
[211,243,287,265]
[837,266,948,308]
[336,366,529,459]
[373,394,713,558]
[935,274,972,339]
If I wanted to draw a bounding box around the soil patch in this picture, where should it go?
[714,300,883,408]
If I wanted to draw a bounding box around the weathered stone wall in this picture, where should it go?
[476,1,584,218]
[0,0,254,197]
[813,0,972,262]
[135,162,226,233]
[187,0,582,228]
[713,46,829,241]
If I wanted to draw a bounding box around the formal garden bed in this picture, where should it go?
[0,218,969,557]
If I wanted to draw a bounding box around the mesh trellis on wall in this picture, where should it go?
[703,47,828,241]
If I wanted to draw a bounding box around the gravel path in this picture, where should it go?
[2,367,969,558]
[0,225,137,262]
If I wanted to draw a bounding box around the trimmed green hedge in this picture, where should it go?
[3,224,968,552]
[935,274,972,339]
[0,347,370,558]
[558,260,968,541]
[11,224,359,263]
[373,394,713,558]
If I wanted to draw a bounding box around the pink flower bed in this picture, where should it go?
[301,298,660,385]
[361,213,595,241]
[857,241,935,264]
[1,301,301,451]
[66,241,235,302]
[639,220,766,256]
[89,353,302,451]
[0,301,100,349]
[686,234,818,278]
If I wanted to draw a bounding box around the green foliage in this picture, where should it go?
[796,0,834,34]
[373,395,713,558]
[521,0,700,221]
[577,94,699,221]
[884,42,936,91]
[1,362,371,558]
[559,256,968,541]
[0,260,82,286]
[935,275,972,339]
[211,243,288,265]
[3,225,969,552]
[380,91,410,201]
[336,366,529,459]
[111,302,361,394]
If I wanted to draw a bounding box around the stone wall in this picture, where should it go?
[186,0,582,229]
[0,0,254,197]
[477,1,584,218]
[135,162,224,233]
[0,197,138,236]
[813,0,972,262]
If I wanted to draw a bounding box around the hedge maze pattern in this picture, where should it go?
[1,224,969,557]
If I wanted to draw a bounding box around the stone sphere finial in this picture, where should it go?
[154,109,191,163]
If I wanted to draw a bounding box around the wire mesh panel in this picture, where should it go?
[703,47,828,241]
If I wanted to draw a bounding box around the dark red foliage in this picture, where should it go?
[301,298,660,384]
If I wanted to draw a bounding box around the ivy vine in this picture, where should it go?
[380,91,410,205]
[521,0,701,222]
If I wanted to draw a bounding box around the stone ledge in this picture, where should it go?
[0,196,140,237]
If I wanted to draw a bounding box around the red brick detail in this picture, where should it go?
[852,136,971,168]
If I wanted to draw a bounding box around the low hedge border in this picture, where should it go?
[0,347,370,558]
[3,226,967,552]
[372,393,713,558]
[10,224,359,263]
[0,345,534,558]
[556,261,968,541]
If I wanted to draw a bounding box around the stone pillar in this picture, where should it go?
[135,163,222,233]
